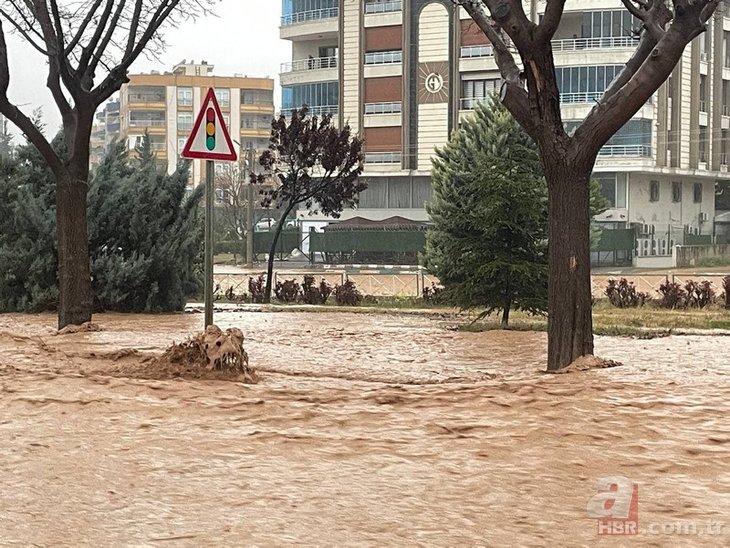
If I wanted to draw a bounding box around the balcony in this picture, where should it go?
[460,45,494,58]
[126,87,165,106]
[598,145,652,157]
[280,56,338,86]
[281,56,338,73]
[280,105,339,117]
[128,118,166,128]
[365,50,402,65]
[460,97,488,110]
[364,0,401,13]
[365,151,401,164]
[551,36,639,52]
[280,8,339,41]
[364,101,402,115]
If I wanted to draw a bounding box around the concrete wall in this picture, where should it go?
[675,244,730,267]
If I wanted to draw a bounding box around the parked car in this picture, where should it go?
[254,217,276,231]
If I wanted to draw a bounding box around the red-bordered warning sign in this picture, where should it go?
[181,88,237,161]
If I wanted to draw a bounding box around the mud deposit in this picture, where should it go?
[0,311,728,545]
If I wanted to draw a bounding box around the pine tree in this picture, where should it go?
[0,135,61,311]
[0,133,203,313]
[89,135,204,312]
[424,96,548,326]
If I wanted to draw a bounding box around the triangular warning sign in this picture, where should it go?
[181,88,237,161]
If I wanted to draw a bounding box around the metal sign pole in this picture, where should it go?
[205,159,215,327]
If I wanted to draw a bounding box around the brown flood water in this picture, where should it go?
[0,310,728,546]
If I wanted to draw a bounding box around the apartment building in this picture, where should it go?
[90,99,121,169]
[119,61,274,187]
[280,0,730,261]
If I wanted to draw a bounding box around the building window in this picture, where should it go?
[242,90,255,104]
[282,81,339,112]
[556,65,624,103]
[178,112,193,131]
[650,180,660,202]
[215,89,230,108]
[461,78,500,109]
[177,87,193,107]
[177,137,187,154]
[580,10,637,39]
[694,183,703,203]
[672,182,682,203]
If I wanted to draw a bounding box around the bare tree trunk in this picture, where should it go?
[544,160,594,370]
[56,171,92,328]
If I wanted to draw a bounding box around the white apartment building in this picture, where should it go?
[280,0,729,260]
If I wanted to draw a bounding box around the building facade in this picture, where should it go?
[119,61,274,187]
[90,99,121,169]
[280,0,730,260]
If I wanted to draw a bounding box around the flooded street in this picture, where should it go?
[0,310,728,545]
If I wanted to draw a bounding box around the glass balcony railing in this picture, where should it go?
[365,151,401,164]
[281,56,338,73]
[460,45,494,58]
[364,101,402,115]
[364,0,402,13]
[279,105,339,117]
[281,7,339,26]
[364,50,402,65]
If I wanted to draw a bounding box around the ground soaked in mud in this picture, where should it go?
[0,310,728,546]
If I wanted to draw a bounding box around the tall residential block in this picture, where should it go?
[280,0,730,259]
[119,60,274,186]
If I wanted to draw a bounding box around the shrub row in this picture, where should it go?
[605,277,730,309]
[226,275,362,306]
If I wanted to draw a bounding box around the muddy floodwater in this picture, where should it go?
[0,310,728,546]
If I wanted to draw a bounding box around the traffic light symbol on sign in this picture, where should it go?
[205,108,215,151]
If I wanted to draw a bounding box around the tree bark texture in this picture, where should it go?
[544,161,594,371]
[56,172,92,328]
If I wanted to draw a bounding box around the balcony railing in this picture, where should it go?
[460,97,489,110]
[129,118,166,127]
[281,56,338,73]
[460,45,494,58]
[365,151,401,164]
[598,145,652,157]
[281,7,339,26]
[365,50,402,65]
[551,36,639,51]
[364,101,402,115]
[279,105,339,117]
[560,92,604,104]
[127,94,165,103]
[365,0,402,13]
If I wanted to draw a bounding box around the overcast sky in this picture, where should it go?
[4,0,289,139]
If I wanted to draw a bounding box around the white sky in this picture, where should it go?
[4,0,290,139]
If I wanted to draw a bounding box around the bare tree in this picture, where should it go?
[0,0,214,328]
[216,158,250,251]
[458,0,720,370]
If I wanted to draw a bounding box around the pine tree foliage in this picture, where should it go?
[0,135,203,312]
[423,96,548,325]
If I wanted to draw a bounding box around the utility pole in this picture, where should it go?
[246,144,255,268]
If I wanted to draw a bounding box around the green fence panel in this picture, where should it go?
[685,233,713,246]
[593,228,635,252]
[310,230,427,254]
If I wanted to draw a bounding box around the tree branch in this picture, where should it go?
[576,0,718,158]
[0,20,63,175]
[536,0,566,43]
